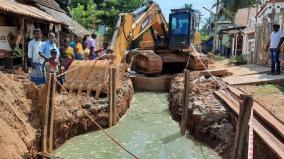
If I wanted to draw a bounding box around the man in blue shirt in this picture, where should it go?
[39,32,60,58]
[39,32,60,81]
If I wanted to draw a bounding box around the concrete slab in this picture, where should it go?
[227,64,271,76]
[223,73,284,85]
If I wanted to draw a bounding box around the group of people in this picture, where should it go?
[28,29,104,85]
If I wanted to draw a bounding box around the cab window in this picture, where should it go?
[171,14,189,35]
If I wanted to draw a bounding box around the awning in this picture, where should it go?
[0,0,60,23]
[218,26,246,35]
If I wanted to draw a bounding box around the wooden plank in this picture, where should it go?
[253,118,284,158]
[232,95,253,159]
[228,87,284,140]
[214,90,239,114]
[42,73,51,153]
[47,73,56,153]
[200,69,229,77]
[181,70,190,135]
[215,88,284,158]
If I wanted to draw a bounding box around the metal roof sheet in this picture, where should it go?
[0,0,60,23]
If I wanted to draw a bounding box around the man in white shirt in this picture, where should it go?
[266,23,284,75]
[28,29,44,85]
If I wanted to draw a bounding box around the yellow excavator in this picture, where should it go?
[108,0,206,74]
[64,0,207,95]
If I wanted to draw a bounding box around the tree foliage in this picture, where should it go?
[66,0,143,33]
[68,0,97,31]
[54,0,69,11]
[213,0,257,14]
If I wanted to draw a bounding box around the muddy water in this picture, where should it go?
[54,92,220,159]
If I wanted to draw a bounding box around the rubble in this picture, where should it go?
[169,72,235,158]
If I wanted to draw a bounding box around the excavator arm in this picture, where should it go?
[108,1,168,65]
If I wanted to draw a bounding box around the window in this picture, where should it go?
[171,13,189,35]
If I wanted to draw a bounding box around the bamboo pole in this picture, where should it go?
[112,67,117,126]
[181,70,190,135]
[231,95,253,159]
[108,67,114,128]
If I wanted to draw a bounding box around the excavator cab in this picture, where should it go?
[169,9,193,49]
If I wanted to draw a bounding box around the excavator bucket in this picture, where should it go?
[63,60,121,97]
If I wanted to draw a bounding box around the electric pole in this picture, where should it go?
[213,0,219,53]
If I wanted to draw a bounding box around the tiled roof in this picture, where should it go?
[38,4,91,36]
[28,0,66,13]
[0,0,60,23]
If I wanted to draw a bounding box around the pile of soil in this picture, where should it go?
[169,73,235,158]
[0,70,134,158]
[0,70,40,159]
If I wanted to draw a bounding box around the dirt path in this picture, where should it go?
[236,84,284,124]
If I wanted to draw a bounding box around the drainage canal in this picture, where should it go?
[54,92,220,159]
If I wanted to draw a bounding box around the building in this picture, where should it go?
[211,7,233,55]
[0,0,61,69]
[234,7,257,63]
[254,0,284,65]
[0,0,91,70]
[22,0,91,36]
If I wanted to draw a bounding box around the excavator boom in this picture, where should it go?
[108,1,168,67]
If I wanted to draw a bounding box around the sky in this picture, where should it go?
[154,0,216,25]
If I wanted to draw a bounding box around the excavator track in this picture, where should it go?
[133,50,163,75]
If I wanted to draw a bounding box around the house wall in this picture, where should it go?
[254,3,284,65]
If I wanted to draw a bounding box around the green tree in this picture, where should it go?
[67,0,143,32]
[68,0,97,31]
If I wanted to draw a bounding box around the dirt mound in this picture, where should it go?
[0,71,40,159]
[0,70,133,158]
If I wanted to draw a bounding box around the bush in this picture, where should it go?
[213,55,226,61]
[230,55,246,65]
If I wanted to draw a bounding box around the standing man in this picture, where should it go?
[39,32,60,59]
[28,29,44,85]
[267,23,284,75]
[39,32,60,79]
[85,33,97,60]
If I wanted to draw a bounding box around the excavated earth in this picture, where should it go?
[169,71,282,159]
[0,70,133,159]
[169,73,235,158]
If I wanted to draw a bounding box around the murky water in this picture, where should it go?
[54,92,220,159]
